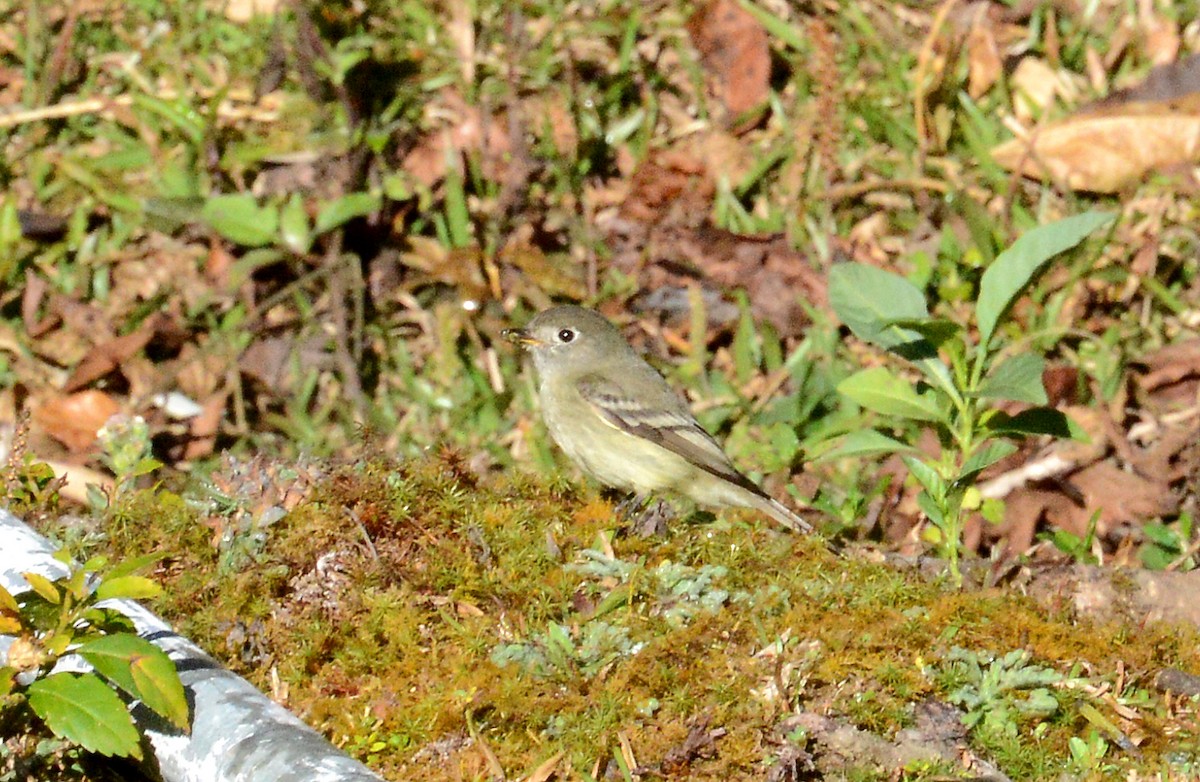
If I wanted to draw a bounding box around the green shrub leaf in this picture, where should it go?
[95,575,162,601]
[960,440,1018,481]
[202,194,279,247]
[79,635,190,731]
[829,264,959,399]
[829,263,928,348]
[315,192,380,235]
[22,572,60,604]
[986,408,1085,439]
[822,429,917,459]
[976,212,1114,347]
[884,317,963,348]
[838,367,947,423]
[27,673,142,759]
[902,456,947,498]
[977,353,1047,404]
[279,194,312,254]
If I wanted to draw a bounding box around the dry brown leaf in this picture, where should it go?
[176,341,227,403]
[182,392,228,461]
[239,335,294,394]
[999,487,1079,557]
[41,459,113,504]
[686,130,759,186]
[685,0,770,119]
[33,389,120,452]
[525,751,565,782]
[966,20,1002,98]
[619,149,713,226]
[523,95,577,155]
[992,112,1200,193]
[402,91,511,188]
[1139,3,1179,66]
[63,312,170,392]
[1010,57,1066,121]
[215,0,281,23]
[499,241,586,300]
[1137,339,1200,393]
[1068,460,1177,535]
[1133,338,1200,417]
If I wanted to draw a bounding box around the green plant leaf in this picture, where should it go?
[0,199,21,280]
[279,194,312,254]
[987,408,1085,439]
[829,263,928,348]
[105,553,166,580]
[0,583,19,612]
[902,455,947,498]
[27,673,142,759]
[22,572,61,604]
[822,430,917,459]
[829,264,959,400]
[838,367,946,423]
[201,194,279,247]
[79,635,189,731]
[916,489,946,526]
[314,192,380,235]
[959,440,1018,481]
[976,212,1114,347]
[977,353,1047,404]
[95,576,162,601]
[443,169,471,248]
[885,317,963,348]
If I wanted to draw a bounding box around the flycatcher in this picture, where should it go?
[505,305,810,533]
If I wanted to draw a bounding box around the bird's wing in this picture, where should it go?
[575,373,767,498]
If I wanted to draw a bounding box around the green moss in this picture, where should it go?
[47,450,1198,780]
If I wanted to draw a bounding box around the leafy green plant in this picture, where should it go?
[201,190,381,257]
[568,548,750,628]
[493,547,761,681]
[490,620,643,682]
[1139,513,1196,571]
[941,647,1062,738]
[1041,510,1102,566]
[0,554,189,760]
[88,414,163,513]
[827,211,1115,582]
[1067,730,1115,774]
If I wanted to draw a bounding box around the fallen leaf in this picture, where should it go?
[63,312,170,392]
[182,392,228,461]
[966,19,1002,98]
[992,111,1200,193]
[33,390,121,452]
[402,91,511,188]
[215,0,281,22]
[618,148,713,226]
[1067,460,1178,536]
[686,0,770,119]
[1139,3,1179,66]
[1010,56,1070,121]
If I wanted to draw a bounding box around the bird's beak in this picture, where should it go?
[503,328,543,348]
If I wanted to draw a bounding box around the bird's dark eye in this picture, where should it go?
[557,328,576,343]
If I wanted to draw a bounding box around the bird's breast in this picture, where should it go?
[539,382,691,494]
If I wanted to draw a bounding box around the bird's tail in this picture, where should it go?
[752,494,812,533]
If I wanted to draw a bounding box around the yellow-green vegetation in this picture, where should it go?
[65,450,1200,781]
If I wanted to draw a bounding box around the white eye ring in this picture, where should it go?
[557,328,576,343]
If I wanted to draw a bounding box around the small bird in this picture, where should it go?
[505,305,811,533]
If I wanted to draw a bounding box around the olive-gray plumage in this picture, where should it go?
[505,305,810,532]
